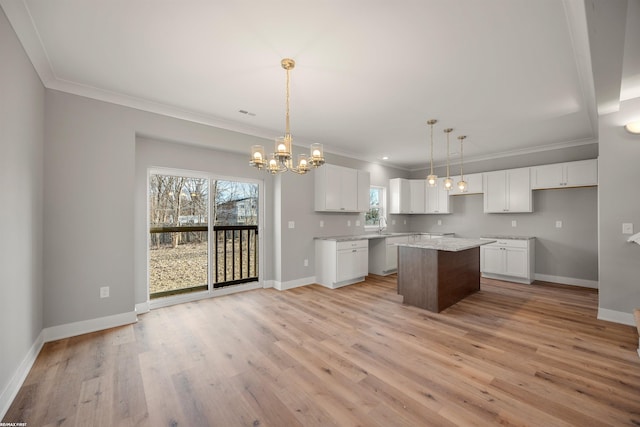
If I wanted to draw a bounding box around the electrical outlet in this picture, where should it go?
[437,220,442,226]
[355,220,360,226]
[288,221,295,229]
[100,286,109,298]
[304,259,308,267]
[404,220,407,225]
[623,223,634,235]
[511,220,517,228]
[556,220,562,228]
[319,220,324,228]
[392,220,396,225]
[347,220,351,227]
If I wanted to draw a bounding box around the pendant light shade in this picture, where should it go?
[426,119,438,186]
[457,135,467,192]
[443,128,453,191]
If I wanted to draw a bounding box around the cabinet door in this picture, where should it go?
[340,167,358,211]
[483,171,507,213]
[336,249,356,282]
[324,166,344,210]
[504,248,527,278]
[409,180,426,213]
[437,179,450,213]
[566,159,597,187]
[452,173,483,194]
[531,163,564,189]
[481,246,504,274]
[506,168,532,212]
[389,178,410,214]
[354,248,369,277]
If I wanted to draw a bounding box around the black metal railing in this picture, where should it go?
[213,225,259,288]
[148,224,258,297]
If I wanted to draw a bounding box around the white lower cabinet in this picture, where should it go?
[316,239,368,288]
[480,238,535,284]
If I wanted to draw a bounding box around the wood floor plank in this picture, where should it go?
[4,275,640,426]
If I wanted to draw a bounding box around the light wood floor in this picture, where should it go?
[4,275,640,426]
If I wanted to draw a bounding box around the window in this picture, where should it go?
[365,186,386,228]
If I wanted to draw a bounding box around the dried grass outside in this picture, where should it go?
[149,237,258,295]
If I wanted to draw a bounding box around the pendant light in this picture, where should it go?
[250,58,324,174]
[457,135,467,192]
[426,119,438,186]
[443,128,453,191]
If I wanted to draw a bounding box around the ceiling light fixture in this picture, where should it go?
[625,121,640,134]
[427,119,438,186]
[250,58,324,174]
[443,128,454,191]
[457,135,467,192]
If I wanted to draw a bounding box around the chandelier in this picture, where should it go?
[249,58,324,174]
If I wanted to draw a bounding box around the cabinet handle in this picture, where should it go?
[352,249,357,253]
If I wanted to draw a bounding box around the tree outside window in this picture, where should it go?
[365,186,385,227]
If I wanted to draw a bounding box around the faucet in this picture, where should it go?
[378,216,387,234]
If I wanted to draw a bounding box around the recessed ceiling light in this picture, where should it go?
[625,121,640,134]
[238,109,256,117]
[382,156,389,160]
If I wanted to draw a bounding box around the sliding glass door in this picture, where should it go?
[148,171,261,302]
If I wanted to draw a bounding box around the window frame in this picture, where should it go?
[364,185,386,230]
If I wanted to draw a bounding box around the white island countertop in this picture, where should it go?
[396,237,496,252]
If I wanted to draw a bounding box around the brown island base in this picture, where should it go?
[397,238,496,313]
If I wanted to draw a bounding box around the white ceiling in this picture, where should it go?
[4,0,632,169]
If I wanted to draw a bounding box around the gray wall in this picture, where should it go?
[44,90,274,326]
[409,188,599,281]
[598,96,640,317]
[0,7,44,411]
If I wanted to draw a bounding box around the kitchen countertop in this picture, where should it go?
[480,235,536,240]
[397,237,496,252]
[314,232,454,242]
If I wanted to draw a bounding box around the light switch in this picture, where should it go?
[288,221,295,229]
[437,220,442,226]
[511,220,517,227]
[355,220,360,226]
[347,220,351,227]
[623,223,634,235]
[392,220,396,225]
[319,220,324,228]
[556,220,562,228]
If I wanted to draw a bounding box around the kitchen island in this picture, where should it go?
[397,238,495,313]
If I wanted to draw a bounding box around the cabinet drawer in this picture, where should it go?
[482,238,528,248]
[337,240,368,250]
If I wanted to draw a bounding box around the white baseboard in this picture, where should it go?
[42,310,138,343]
[273,276,316,291]
[534,273,598,289]
[0,330,45,420]
[135,301,150,315]
[597,308,635,326]
[263,280,275,289]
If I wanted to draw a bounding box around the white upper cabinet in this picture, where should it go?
[409,180,426,213]
[531,159,598,189]
[425,178,450,214]
[450,172,483,195]
[390,178,426,214]
[483,168,532,213]
[389,178,410,214]
[315,164,369,212]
